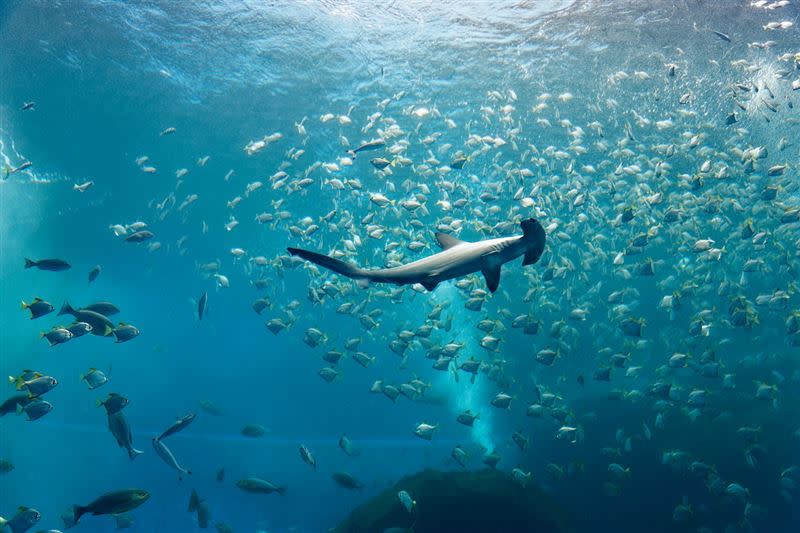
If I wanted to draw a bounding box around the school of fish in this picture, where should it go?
[2,1,800,532]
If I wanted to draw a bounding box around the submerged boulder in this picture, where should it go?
[332,468,569,533]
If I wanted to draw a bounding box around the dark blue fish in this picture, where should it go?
[88,264,102,283]
[158,413,197,440]
[24,258,70,271]
[198,291,208,320]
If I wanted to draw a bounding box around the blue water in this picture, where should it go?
[1,1,800,532]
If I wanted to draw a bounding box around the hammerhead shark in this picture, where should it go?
[287,218,546,293]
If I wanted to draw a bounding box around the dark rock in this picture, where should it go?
[332,468,569,533]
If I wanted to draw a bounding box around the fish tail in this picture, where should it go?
[188,490,200,512]
[277,486,287,495]
[21,300,27,309]
[129,447,144,460]
[72,504,88,522]
[287,247,367,282]
[58,301,74,316]
[24,258,36,269]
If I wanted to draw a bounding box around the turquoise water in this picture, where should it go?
[1,1,800,532]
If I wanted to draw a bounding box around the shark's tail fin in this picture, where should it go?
[520,218,546,266]
[287,247,368,284]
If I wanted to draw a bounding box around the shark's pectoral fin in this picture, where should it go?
[356,278,371,289]
[481,264,502,293]
[421,280,439,292]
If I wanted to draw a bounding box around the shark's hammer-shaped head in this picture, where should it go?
[520,218,546,266]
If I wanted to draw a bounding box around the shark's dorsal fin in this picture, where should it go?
[435,233,466,250]
[482,264,502,293]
